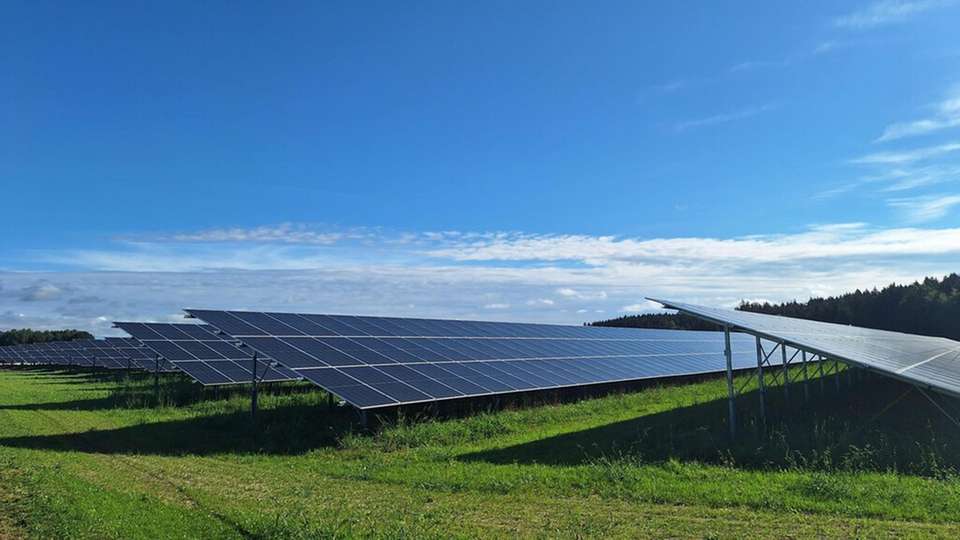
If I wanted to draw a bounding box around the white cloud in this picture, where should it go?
[9,223,960,335]
[876,86,960,142]
[822,163,960,198]
[131,223,370,245]
[888,194,960,222]
[876,164,960,191]
[621,300,664,313]
[652,80,686,93]
[16,282,65,302]
[555,287,607,300]
[813,41,838,54]
[834,0,956,29]
[673,103,779,132]
[422,224,960,265]
[850,142,960,165]
[729,60,789,73]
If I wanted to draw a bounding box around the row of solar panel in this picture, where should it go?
[2,309,811,410]
[180,310,813,409]
[113,322,301,386]
[0,338,175,371]
[295,351,774,408]
[0,336,285,386]
[186,309,738,340]
[234,335,753,369]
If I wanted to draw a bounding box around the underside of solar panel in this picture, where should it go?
[650,298,960,399]
[186,309,800,409]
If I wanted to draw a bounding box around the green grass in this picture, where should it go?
[2,365,960,538]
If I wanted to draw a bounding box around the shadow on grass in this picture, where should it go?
[461,375,960,475]
[0,402,355,456]
[0,370,315,411]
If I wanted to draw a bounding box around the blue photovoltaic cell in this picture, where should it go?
[651,298,960,399]
[186,309,807,409]
[114,322,300,386]
[0,339,140,370]
[104,337,179,372]
[82,340,136,370]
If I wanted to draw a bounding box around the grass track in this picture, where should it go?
[2,366,960,538]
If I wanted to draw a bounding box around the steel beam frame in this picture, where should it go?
[720,334,830,437]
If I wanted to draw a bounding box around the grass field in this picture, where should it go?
[2,365,960,538]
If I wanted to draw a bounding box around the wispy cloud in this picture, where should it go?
[16,282,67,302]
[129,223,369,245]
[422,223,960,264]
[850,142,960,164]
[818,163,960,198]
[834,0,956,29]
[10,223,960,334]
[653,80,687,94]
[874,164,960,191]
[875,85,960,142]
[888,194,960,222]
[813,41,839,54]
[673,103,779,132]
[729,60,790,73]
[621,300,663,313]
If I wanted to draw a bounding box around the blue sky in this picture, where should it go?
[3,0,960,335]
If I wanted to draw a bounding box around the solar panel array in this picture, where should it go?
[187,309,793,409]
[50,340,94,367]
[104,337,178,372]
[651,299,960,399]
[114,322,300,386]
[80,340,131,369]
[0,338,164,370]
[0,340,87,366]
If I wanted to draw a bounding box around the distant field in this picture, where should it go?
[2,366,960,538]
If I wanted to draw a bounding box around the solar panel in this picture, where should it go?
[21,343,56,365]
[85,340,141,369]
[0,346,12,363]
[114,322,300,386]
[186,309,796,409]
[45,340,96,367]
[104,337,178,372]
[650,299,960,399]
[0,345,27,364]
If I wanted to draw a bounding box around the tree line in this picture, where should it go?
[0,329,93,347]
[591,273,960,340]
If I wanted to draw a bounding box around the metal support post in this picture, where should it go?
[818,355,825,393]
[154,355,160,403]
[755,336,766,428]
[834,360,841,392]
[251,351,259,422]
[328,392,335,411]
[781,342,789,402]
[723,326,736,440]
[802,351,809,402]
